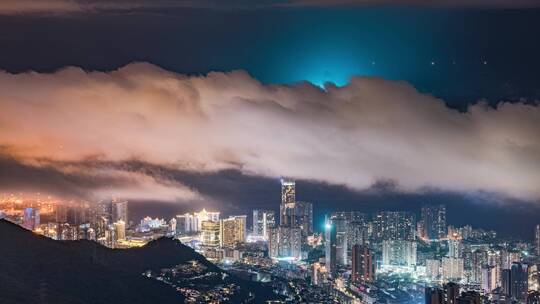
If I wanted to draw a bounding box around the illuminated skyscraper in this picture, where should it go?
[425,287,443,304]
[114,220,126,241]
[536,225,540,256]
[280,178,296,226]
[511,262,529,301]
[426,259,441,280]
[371,211,416,242]
[442,257,464,281]
[268,226,302,259]
[421,205,447,241]
[529,264,540,292]
[220,215,246,247]
[481,265,497,293]
[194,209,220,231]
[175,213,197,235]
[253,209,276,240]
[325,220,337,278]
[351,244,374,282]
[329,212,349,265]
[112,200,128,224]
[444,282,460,304]
[448,240,462,258]
[295,201,313,236]
[201,220,220,247]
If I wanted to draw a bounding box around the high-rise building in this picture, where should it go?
[194,209,220,231]
[295,201,313,236]
[536,225,540,256]
[253,209,276,240]
[511,262,529,301]
[426,259,441,281]
[442,257,464,281]
[481,265,497,293]
[325,220,337,278]
[448,240,462,258]
[220,215,246,247]
[501,249,521,270]
[421,205,447,241]
[371,211,416,242]
[456,291,481,304]
[351,244,374,282]
[268,226,302,259]
[114,220,126,241]
[501,268,512,296]
[444,282,460,304]
[529,264,540,292]
[280,178,296,226]
[22,207,40,231]
[329,212,349,265]
[382,240,417,268]
[425,287,443,304]
[111,200,128,224]
[175,213,197,235]
[201,220,220,247]
[279,179,313,234]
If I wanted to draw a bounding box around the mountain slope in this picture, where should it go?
[0,219,206,303]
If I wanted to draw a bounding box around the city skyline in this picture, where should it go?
[1,1,540,303]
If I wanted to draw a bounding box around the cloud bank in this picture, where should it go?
[0,63,539,202]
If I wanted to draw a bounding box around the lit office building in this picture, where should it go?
[253,209,276,240]
[220,215,246,247]
[351,244,375,282]
[382,240,417,268]
[421,205,447,241]
[201,220,220,247]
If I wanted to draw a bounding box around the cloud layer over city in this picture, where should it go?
[0,63,539,203]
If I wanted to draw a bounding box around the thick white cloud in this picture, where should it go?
[0,63,539,200]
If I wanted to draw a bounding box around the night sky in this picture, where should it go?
[1,1,540,238]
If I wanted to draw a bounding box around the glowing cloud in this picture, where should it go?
[0,63,539,201]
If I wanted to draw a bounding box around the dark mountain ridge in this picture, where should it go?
[0,219,208,303]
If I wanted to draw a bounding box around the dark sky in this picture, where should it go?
[1,3,540,238]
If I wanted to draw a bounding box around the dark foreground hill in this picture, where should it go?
[0,219,277,304]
